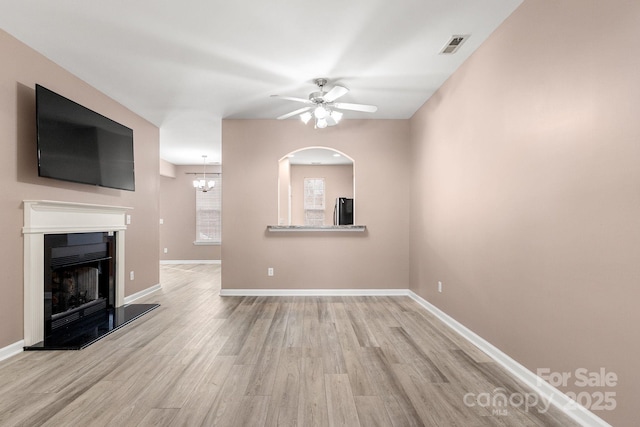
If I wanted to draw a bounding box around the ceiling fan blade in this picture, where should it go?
[333,102,378,113]
[323,85,349,102]
[277,106,311,120]
[270,94,312,104]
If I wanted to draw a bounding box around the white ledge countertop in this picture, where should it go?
[267,225,366,232]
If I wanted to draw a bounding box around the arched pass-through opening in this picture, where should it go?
[277,147,355,227]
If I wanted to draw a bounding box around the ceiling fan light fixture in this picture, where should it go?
[272,78,377,129]
[300,111,312,124]
[314,105,328,119]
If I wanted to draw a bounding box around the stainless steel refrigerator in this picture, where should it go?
[334,197,354,225]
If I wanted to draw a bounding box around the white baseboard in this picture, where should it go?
[124,283,161,304]
[219,288,408,297]
[0,340,24,362]
[160,260,221,265]
[407,291,611,427]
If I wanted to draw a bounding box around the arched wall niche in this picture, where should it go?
[278,146,354,226]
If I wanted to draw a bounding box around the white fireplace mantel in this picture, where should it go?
[23,200,131,346]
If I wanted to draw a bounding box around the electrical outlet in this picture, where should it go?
[126,214,131,225]
[130,271,135,281]
[159,218,164,224]
[163,248,168,254]
[268,267,274,277]
[438,281,443,293]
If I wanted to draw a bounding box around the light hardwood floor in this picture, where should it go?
[0,264,580,426]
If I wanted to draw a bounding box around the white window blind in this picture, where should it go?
[195,175,221,244]
[304,178,325,226]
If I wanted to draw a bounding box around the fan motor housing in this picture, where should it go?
[309,91,325,104]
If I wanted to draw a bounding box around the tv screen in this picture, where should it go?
[36,84,135,191]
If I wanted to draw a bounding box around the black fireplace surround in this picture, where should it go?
[25,232,158,350]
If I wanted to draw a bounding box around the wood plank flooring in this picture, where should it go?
[0,264,580,426]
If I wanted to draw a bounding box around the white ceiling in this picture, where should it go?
[0,0,522,165]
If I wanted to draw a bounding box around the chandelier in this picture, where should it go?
[193,155,216,192]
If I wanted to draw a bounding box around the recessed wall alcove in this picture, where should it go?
[273,146,363,232]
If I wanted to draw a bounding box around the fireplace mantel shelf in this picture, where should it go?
[23,200,133,235]
[23,200,133,211]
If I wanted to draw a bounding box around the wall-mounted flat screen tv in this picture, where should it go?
[36,84,135,191]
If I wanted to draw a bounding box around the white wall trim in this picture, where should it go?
[124,284,161,304]
[160,260,221,265]
[0,340,24,363]
[407,290,611,427]
[219,288,407,297]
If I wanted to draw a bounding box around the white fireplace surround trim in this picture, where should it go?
[23,200,131,346]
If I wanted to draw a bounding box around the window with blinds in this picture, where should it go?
[304,178,325,226]
[195,175,221,244]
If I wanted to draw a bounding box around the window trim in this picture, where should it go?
[194,174,221,244]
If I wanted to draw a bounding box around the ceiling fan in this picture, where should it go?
[271,78,378,128]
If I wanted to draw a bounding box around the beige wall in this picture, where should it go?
[0,29,160,348]
[409,1,639,425]
[222,119,410,290]
[159,164,221,261]
[160,158,177,178]
[290,164,354,226]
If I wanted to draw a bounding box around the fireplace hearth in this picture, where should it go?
[25,304,158,350]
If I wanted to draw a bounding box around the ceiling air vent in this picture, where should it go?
[440,35,470,54]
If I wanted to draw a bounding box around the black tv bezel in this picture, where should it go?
[35,84,136,191]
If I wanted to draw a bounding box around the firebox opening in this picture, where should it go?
[45,232,116,335]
